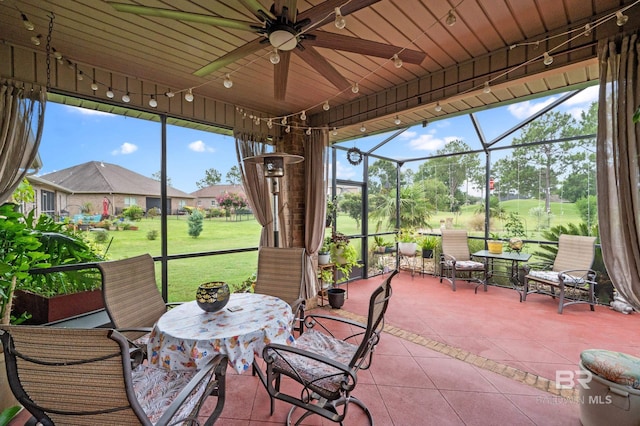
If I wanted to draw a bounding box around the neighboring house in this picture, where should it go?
[38,161,195,217]
[22,175,72,219]
[191,184,246,210]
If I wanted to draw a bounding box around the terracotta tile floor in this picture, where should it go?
[202,270,640,425]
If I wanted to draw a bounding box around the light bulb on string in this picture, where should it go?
[30,34,41,45]
[392,54,403,68]
[323,101,330,111]
[306,127,312,135]
[267,118,273,129]
[106,88,114,98]
[223,74,233,88]
[394,116,401,125]
[332,127,338,136]
[21,13,34,31]
[77,71,84,81]
[185,88,194,102]
[300,110,306,121]
[543,52,553,66]
[122,92,130,103]
[584,23,592,36]
[435,102,442,112]
[616,11,628,26]
[281,116,287,125]
[334,7,346,29]
[165,90,175,98]
[285,125,291,133]
[91,81,99,91]
[483,81,491,94]
[149,95,157,108]
[351,82,359,93]
[446,10,457,27]
[269,48,280,64]
[255,117,260,125]
[360,125,366,132]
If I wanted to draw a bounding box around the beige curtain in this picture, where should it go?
[302,129,329,299]
[235,133,273,246]
[0,79,46,203]
[596,33,640,310]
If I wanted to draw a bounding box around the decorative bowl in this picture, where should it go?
[509,237,524,252]
[196,282,230,313]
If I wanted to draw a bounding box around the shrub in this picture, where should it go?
[123,205,144,221]
[93,230,109,243]
[467,214,485,231]
[147,207,161,219]
[188,210,204,238]
[147,230,159,240]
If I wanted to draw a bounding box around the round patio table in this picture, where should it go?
[147,293,294,373]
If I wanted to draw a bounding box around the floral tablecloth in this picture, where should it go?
[148,293,294,373]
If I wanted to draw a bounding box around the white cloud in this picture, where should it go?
[335,160,356,180]
[64,105,112,116]
[406,133,448,151]
[111,142,138,155]
[188,140,215,153]
[507,96,559,119]
[564,85,598,106]
[400,130,418,139]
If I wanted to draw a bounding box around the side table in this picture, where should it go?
[317,263,336,307]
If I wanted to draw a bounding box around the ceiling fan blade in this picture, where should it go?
[306,31,426,64]
[238,0,276,22]
[297,0,381,30]
[274,51,292,101]
[294,47,353,94]
[274,0,298,22]
[193,39,266,77]
[108,2,258,31]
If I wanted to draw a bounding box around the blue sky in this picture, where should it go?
[37,85,598,194]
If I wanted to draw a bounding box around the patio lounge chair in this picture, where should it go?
[259,270,398,425]
[523,234,597,314]
[0,325,227,426]
[98,253,182,345]
[439,230,487,292]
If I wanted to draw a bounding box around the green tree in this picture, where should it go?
[339,192,362,228]
[226,166,242,185]
[367,160,398,195]
[151,171,172,187]
[369,182,432,231]
[14,179,35,205]
[197,168,221,189]
[187,209,204,238]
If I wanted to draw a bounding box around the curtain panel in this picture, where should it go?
[596,33,640,310]
[0,79,46,203]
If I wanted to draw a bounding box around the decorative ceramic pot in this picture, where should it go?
[318,253,331,265]
[509,237,524,252]
[487,240,503,254]
[327,288,345,309]
[196,282,230,313]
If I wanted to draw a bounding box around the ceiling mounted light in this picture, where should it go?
[543,52,553,66]
[394,116,401,125]
[446,9,457,27]
[351,83,359,93]
[483,81,491,94]
[122,92,130,103]
[268,26,297,51]
[149,95,157,108]
[21,13,34,31]
[334,7,346,30]
[165,90,175,98]
[616,11,628,26]
[185,88,194,102]
[30,34,41,45]
[223,74,233,88]
[435,102,442,112]
[392,54,403,68]
[300,110,306,120]
[106,88,114,99]
[91,81,99,91]
[269,48,280,64]
[323,101,330,111]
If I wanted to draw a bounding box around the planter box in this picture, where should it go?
[13,289,104,325]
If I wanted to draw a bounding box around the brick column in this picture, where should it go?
[276,127,305,248]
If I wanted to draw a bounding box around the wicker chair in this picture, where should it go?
[254,247,307,334]
[259,270,398,425]
[0,325,227,426]
[523,234,597,314]
[439,230,487,292]
[98,253,181,344]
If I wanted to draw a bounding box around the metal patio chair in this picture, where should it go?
[523,234,597,314]
[259,270,398,425]
[439,230,487,292]
[0,325,227,426]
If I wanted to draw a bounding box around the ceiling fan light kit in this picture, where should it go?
[268,26,298,51]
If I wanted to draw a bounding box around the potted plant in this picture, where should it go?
[318,268,334,289]
[487,232,504,254]
[396,228,418,256]
[318,236,331,265]
[327,232,359,282]
[325,196,337,227]
[420,235,439,259]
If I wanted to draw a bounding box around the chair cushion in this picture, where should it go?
[133,365,212,424]
[581,349,640,389]
[270,329,358,399]
[445,260,484,270]
[528,270,585,285]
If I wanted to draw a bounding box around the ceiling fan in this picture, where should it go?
[108,0,426,101]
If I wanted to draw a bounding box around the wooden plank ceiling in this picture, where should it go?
[0,0,637,143]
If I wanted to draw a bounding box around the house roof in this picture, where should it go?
[39,161,194,198]
[191,184,246,199]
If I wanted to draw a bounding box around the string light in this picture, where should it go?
[446,10,457,27]
[351,83,359,93]
[332,127,338,136]
[483,81,491,94]
[435,102,442,112]
[360,125,366,132]
[334,7,346,30]
[165,90,175,98]
[584,23,592,36]
[323,101,330,111]
[269,48,280,64]
[106,88,114,98]
[306,127,312,135]
[185,88,194,102]
[616,11,628,26]
[281,116,287,125]
[267,118,273,129]
[300,110,306,120]
[122,92,130,103]
[285,125,290,133]
[394,116,401,125]
[223,74,233,88]
[149,95,157,108]
[91,81,99,91]
[543,52,553,66]
[77,71,84,81]
[392,54,403,68]
[21,13,34,31]
[30,35,41,45]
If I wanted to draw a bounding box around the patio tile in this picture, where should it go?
[377,385,465,425]
[441,390,537,425]
[415,357,499,393]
